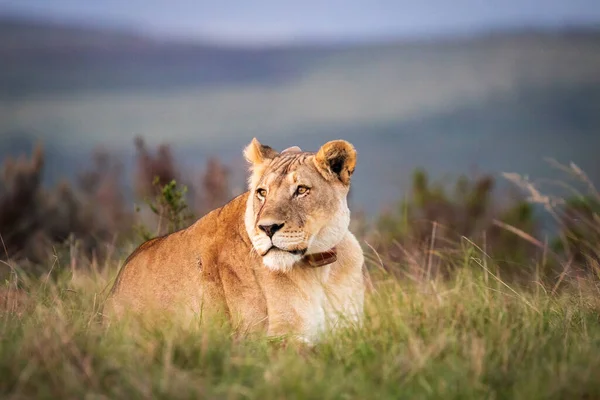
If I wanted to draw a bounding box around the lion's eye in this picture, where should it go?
[256,188,267,198]
[296,186,310,196]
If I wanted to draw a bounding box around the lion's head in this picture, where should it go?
[243,138,357,272]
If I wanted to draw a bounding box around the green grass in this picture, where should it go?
[2,259,600,400]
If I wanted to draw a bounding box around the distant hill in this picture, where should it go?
[2,16,600,97]
[1,16,599,216]
[0,16,150,50]
[0,15,338,96]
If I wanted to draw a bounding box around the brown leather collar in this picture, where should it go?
[300,247,337,268]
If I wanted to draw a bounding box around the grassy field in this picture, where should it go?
[2,250,600,400]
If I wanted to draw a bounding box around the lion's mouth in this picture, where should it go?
[262,246,307,257]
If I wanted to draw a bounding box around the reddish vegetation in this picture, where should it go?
[0,140,597,285]
[0,137,232,270]
[133,136,180,198]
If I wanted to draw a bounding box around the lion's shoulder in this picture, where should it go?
[118,191,251,268]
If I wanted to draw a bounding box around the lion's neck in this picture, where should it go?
[300,247,338,268]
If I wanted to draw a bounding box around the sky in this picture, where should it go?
[0,0,599,44]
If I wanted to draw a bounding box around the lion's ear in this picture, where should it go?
[314,140,356,185]
[243,138,279,165]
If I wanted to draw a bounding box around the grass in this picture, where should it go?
[2,252,600,400]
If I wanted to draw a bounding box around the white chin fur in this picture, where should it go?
[262,250,302,273]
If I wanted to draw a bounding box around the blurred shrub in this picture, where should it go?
[551,196,600,276]
[0,144,46,262]
[0,137,233,273]
[132,140,234,240]
[195,157,231,216]
[133,136,180,198]
[77,147,133,240]
[503,163,600,279]
[371,168,540,281]
[2,138,597,288]
[0,145,132,270]
[134,177,195,241]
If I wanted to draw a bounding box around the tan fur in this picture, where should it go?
[104,138,365,343]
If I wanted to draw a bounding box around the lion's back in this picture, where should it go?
[103,192,253,324]
[104,228,206,322]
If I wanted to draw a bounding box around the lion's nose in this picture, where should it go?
[258,222,284,238]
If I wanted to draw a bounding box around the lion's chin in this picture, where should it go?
[262,249,303,273]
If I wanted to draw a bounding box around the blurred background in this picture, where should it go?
[1,1,600,273]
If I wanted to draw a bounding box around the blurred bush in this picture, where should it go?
[195,157,231,216]
[0,138,233,274]
[0,145,129,270]
[133,136,180,199]
[371,168,541,281]
[134,177,195,241]
[553,196,600,270]
[1,141,598,286]
[501,164,600,279]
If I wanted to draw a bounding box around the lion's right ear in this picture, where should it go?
[244,138,279,166]
[314,140,356,185]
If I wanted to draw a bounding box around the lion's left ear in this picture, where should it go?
[244,137,279,166]
[314,140,356,185]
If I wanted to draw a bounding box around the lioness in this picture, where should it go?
[104,138,365,343]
